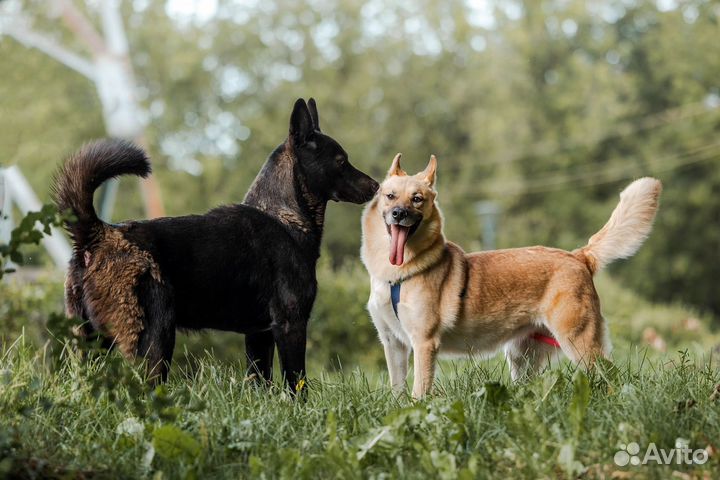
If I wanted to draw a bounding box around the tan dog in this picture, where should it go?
[361,153,662,398]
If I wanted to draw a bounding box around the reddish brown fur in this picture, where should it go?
[71,227,162,357]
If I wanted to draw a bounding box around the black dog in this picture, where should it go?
[52,98,378,390]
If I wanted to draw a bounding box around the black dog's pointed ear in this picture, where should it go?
[307,98,320,132]
[289,98,313,144]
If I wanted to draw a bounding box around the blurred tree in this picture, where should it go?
[0,0,717,317]
[0,0,164,219]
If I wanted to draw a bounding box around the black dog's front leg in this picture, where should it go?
[271,316,308,394]
[268,277,315,395]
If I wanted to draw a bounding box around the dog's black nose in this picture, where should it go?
[391,208,408,220]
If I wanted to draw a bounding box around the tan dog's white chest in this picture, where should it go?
[367,276,420,347]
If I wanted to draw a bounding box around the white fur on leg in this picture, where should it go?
[382,335,410,392]
[505,336,563,381]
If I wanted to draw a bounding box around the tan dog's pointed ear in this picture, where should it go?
[422,155,437,186]
[387,153,407,177]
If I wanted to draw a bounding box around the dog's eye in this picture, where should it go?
[412,196,423,203]
[386,193,395,200]
[336,155,345,165]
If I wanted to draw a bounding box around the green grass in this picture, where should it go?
[1,267,719,478]
[1,335,719,479]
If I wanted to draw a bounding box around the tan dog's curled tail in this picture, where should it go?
[576,177,662,274]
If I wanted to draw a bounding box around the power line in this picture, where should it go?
[486,141,720,196]
[442,99,720,176]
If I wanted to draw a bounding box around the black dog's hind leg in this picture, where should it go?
[136,274,176,384]
[245,330,275,383]
[66,258,115,351]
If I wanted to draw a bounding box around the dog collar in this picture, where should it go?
[530,332,561,348]
[388,274,414,319]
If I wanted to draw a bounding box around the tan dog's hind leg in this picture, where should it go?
[547,295,607,369]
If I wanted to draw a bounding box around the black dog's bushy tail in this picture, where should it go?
[51,139,150,246]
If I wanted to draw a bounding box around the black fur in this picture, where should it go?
[51,140,150,246]
[53,98,379,390]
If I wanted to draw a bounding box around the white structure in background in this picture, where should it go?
[475,201,501,251]
[0,0,164,220]
[0,170,11,248]
[0,167,72,271]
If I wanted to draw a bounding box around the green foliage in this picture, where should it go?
[308,256,383,370]
[0,277,64,345]
[476,382,510,407]
[1,339,720,478]
[152,424,202,464]
[568,370,590,437]
[0,205,69,278]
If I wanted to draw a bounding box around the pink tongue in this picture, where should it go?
[389,224,410,266]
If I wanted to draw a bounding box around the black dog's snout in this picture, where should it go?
[391,208,408,220]
[369,179,380,194]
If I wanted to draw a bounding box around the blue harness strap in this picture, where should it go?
[390,282,401,318]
